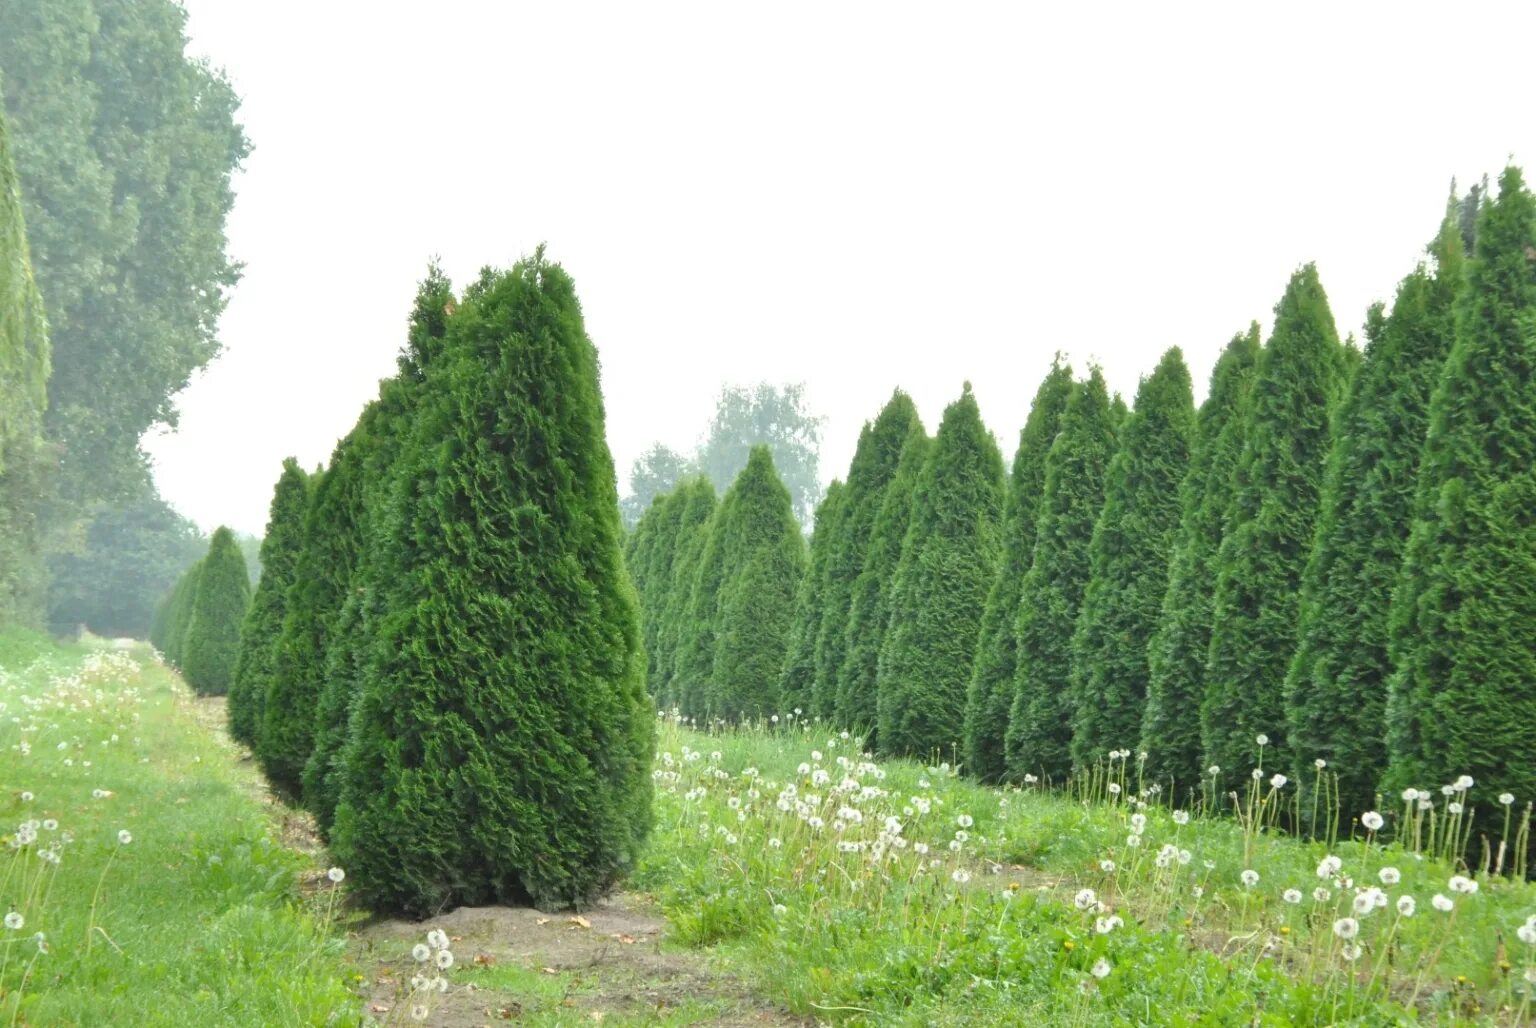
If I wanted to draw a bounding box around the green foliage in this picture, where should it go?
[651,478,717,711]
[227,460,308,749]
[180,526,251,695]
[695,382,824,526]
[1069,349,1194,769]
[1140,328,1260,791]
[835,421,928,737]
[1387,167,1536,803]
[632,487,689,695]
[1203,265,1351,785]
[812,391,921,722]
[621,443,694,528]
[332,253,653,915]
[0,91,50,626]
[43,490,204,638]
[1286,213,1461,816]
[0,0,248,512]
[779,481,845,718]
[1007,369,1118,782]
[875,384,1004,759]
[707,448,806,721]
[965,359,1073,783]
[153,560,200,665]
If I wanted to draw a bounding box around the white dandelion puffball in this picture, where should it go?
[1240,869,1260,887]
[1341,942,1362,962]
[1099,859,1116,873]
[1191,885,1204,899]
[1255,734,1269,746]
[1401,787,1419,802]
[427,928,449,950]
[1431,894,1454,912]
[1516,923,1536,946]
[1074,888,1098,911]
[117,829,132,845]
[1378,867,1400,886]
[956,814,973,828]
[1315,758,1327,770]
[950,869,970,885]
[1500,792,1516,806]
[1360,811,1384,831]
[1454,775,1474,791]
[1129,813,1147,833]
[4,912,22,930]
[412,943,431,962]
[1208,765,1221,776]
[411,1005,429,1022]
[327,867,345,883]
[1270,774,1287,789]
[1313,886,1332,903]
[1251,768,1263,781]
[1333,917,1359,940]
[1094,915,1123,934]
[1317,855,1342,879]
[1125,833,1141,848]
[772,903,788,917]
[1283,889,1303,905]
[1448,801,1464,815]
[1107,783,1121,795]
[1352,891,1379,917]
[435,949,454,970]
[1448,875,1477,895]
[1091,958,1112,979]
[1396,895,1416,917]
[1172,810,1190,826]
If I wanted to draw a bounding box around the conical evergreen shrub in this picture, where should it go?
[708,447,806,720]
[813,391,921,722]
[652,478,716,711]
[228,458,309,748]
[780,482,845,717]
[637,489,688,694]
[1140,328,1260,790]
[1006,369,1118,782]
[1202,265,1351,786]
[180,527,251,695]
[1069,349,1195,769]
[331,253,653,914]
[965,358,1073,782]
[1285,212,1462,817]
[1386,167,1536,804]
[836,421,928,737]
[875,384,1004,758]
[164,562,202,666]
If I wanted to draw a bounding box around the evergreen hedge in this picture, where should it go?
[180,527,250,695]
[780,481,845,717]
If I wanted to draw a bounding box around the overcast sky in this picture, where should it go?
[144,1,1534,536]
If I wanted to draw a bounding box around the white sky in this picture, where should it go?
[144,1,1535,536]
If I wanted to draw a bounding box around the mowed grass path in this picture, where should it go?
[0,629,357,1026]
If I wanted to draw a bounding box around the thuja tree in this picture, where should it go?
[332,254,654,914]
[1006,369,1118,782]
[151,562,195,657]
[1285,212,1461,817]
[627,487,686,694]
[876,384,1004,758]
[304,265,454,830]
[651,478,716,710]
[1140,328,1260,789]
[180,527,250,695]
[813,391,921,722]
[836,421,928,736]
[1203,266,1351,786]
[964,358,1073,782]
[1386,167,1536,803]
[780,481,845,717]
[709,446,806,720]
[228,458,308,748]
[1069,349,1195,769]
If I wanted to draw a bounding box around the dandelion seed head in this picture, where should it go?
[1432,894,1454,912]
[3,912,22,930]
[1270,774,1287,789]
[1256,734,1269,746]
[412,943,431,962]
[1172,810,1190,826]
[1283,889,1302,905]
[1361,811,1384,831]
[1091,958,1111,979]
[117,829,131,845]
[1500,792,1516,806]
[1341,942,1362,961]
[1396,895,1416,917]
[1378,867,1400,886]
[327,867,345,883]
[1240,869,1259,888]
[1333,917,1359,940]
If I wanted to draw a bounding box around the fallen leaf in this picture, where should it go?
[542,967,560,975]
[612,934,636,945]
[535,917,552,926]
[370,1004,390,1014]
[473,953,496,967]
[568,915,592,929]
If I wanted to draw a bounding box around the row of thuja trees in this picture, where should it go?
[218,253,652,916]
[631,168,1536,826]
[149,526,250,692]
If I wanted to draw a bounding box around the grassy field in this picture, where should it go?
[635,714,1536,1026]
[0,629,356,1026]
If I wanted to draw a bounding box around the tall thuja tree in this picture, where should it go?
[1069,350,1195,769]
[779,481,845,717]
[1006,369,1118,782]
[836,421,928,736]
[1140,328,1260,789]
[964,359,1073,782]
[332,253,654,914]
[159,560,201,664]
[1386,167,1536,803]
[629,487,687,694]
[876,385,1004,758]
[1203,266,1351,786]
[709,447,806,720]
[0,92,49,626]
[1285,213,1462,816]
[180,527,250,695]
[813,391,921,720]
[227,459,308,748]
[651,477,716,710]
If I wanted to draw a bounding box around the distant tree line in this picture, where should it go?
[628,171,1536,833]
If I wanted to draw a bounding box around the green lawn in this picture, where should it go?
[0,630,358,1026]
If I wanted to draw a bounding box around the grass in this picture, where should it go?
[0,630,358,1026]
[634,714,1536,1025]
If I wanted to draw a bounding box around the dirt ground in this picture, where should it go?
[192,695,806,1027]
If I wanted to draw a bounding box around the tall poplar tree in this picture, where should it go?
[1069,349,1195,768]
[1202,266,1351,785]
[1386,167,1536,804]
[1286,211,1462,816]
[1006,370,1118,781]
[964,359,1073,782]
[1140,328,1260,789]
[875,384,1004,758]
